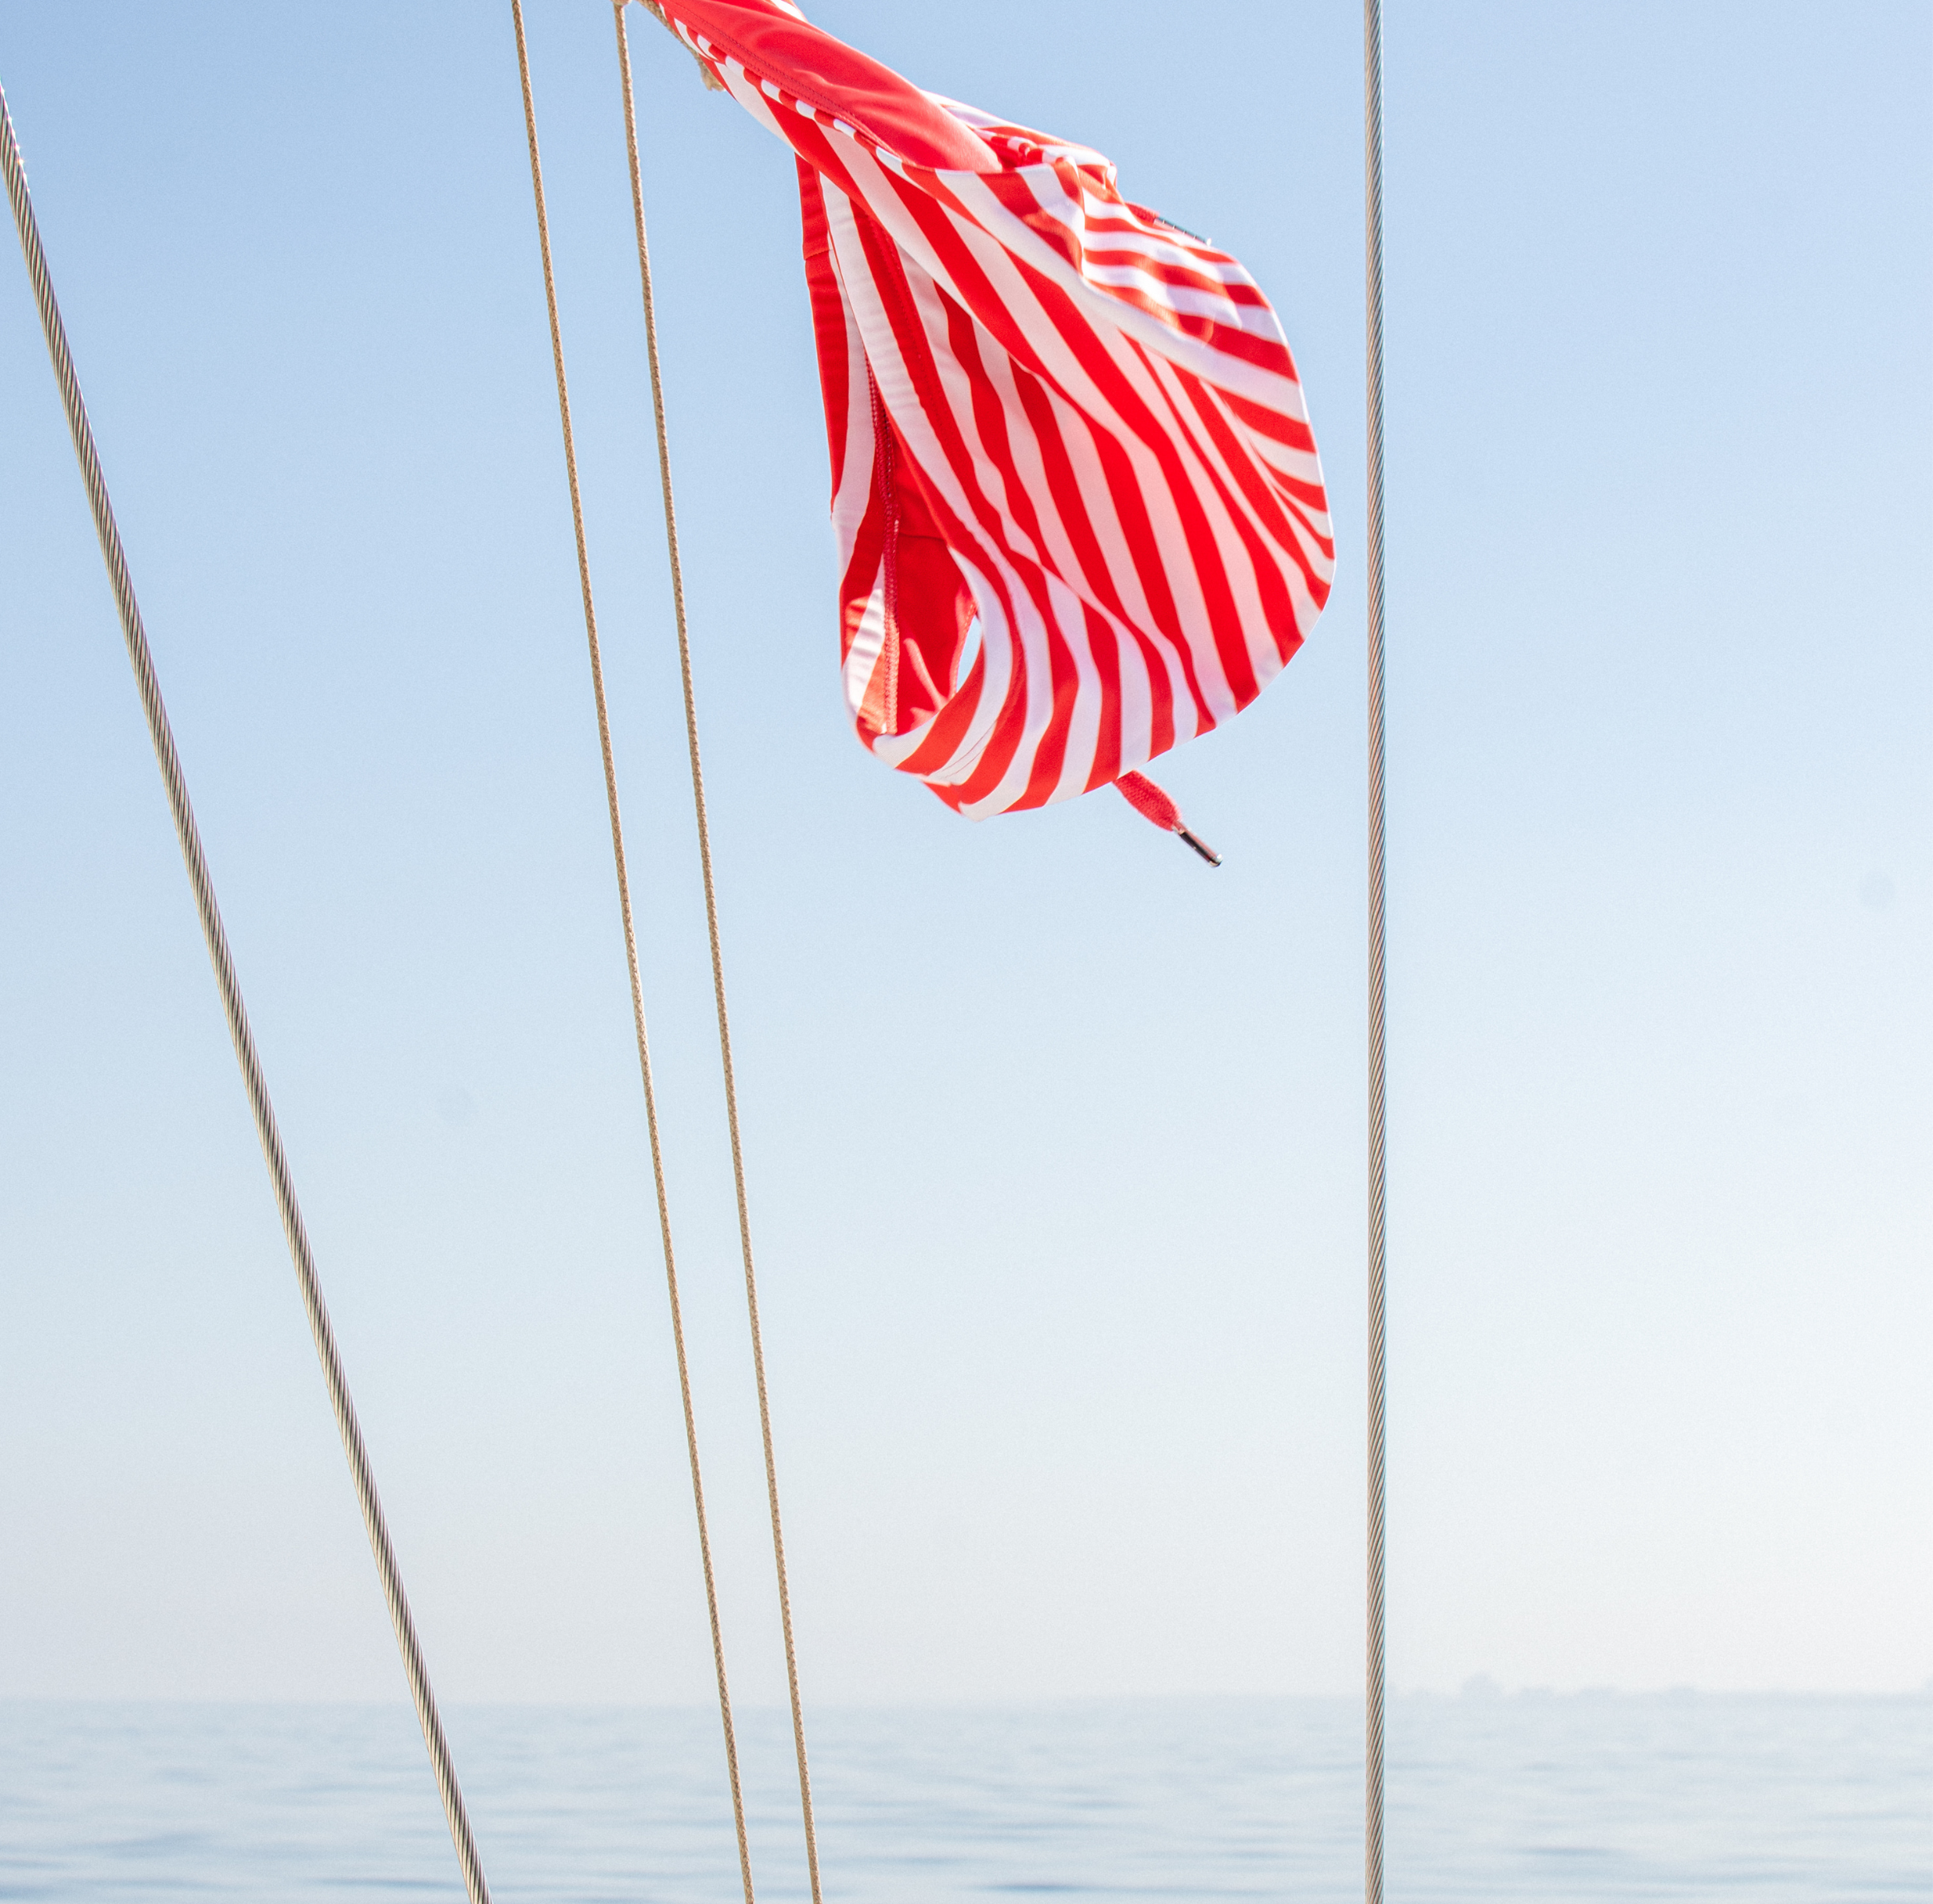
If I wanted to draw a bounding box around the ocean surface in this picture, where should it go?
[2,1694,1926,1901]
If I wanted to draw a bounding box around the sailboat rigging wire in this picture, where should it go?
[507,8,758,1901]
[611,10,825,1898]
[1363,2,1389,1902]
[0,76,492,1904]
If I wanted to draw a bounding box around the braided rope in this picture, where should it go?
[1363,2,1389,1901]
[0,74,491,1904]
[610,10,823,1899]
[507,9,758,1899]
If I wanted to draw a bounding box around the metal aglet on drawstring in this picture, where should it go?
[1114,769,1223,866]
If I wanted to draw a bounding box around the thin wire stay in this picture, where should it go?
[611,9,825,1899]
[0,70,491,1904]
[509,6,758,1899]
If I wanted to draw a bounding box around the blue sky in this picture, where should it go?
[0,0,1927,1728]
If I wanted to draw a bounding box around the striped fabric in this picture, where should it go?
[658,0,1334,820]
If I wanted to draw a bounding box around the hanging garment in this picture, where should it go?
[655,0,1334,824]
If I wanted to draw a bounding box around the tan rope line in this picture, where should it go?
[1363,2,1389,1901]
[508,10,757,1902]
[610,10,824,1900]
[0,74,493,1904]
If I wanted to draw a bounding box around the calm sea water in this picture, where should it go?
[2,1695,1926,1901]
